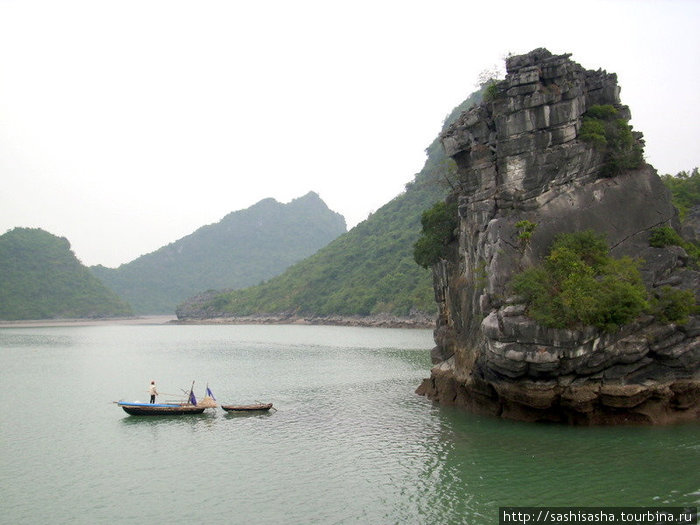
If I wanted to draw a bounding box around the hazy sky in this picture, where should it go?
[1,0,698,267]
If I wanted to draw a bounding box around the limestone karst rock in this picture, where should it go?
[416,48,699,424]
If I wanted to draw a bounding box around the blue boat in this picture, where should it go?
[117,401,205,416]
[117,383,216,416]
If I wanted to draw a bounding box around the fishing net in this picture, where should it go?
[196,395,217,408]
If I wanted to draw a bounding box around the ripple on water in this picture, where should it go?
[1,324,697,525]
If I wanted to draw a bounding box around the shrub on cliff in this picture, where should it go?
[661,168,700,221]
[649,226,685,248]
[579,105,644,177]
[651,286,698,324]
[413,200,458,269]
[512,231,648,331]
[649,226,700,268]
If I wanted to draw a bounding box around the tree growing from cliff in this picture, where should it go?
[661,168,700,220]
[648,226,700,269]
[512,231,649,331]
[579,105,644,177]
[413,200,458,269]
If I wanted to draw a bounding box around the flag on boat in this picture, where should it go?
[206,386,216,400]
[188,390,197,406]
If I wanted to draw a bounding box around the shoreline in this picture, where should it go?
[171,313,435,329]
[0,314,435,330]
[0,315,177,328]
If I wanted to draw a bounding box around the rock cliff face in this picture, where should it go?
[416,49,699,424]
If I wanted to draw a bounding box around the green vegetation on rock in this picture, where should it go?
[515,220,537,248]
[513,229,698,330]
[649,226,700,268]
[413,200,458,269]
[579,104,644,177]
[661,168,700,221]
[651,286,697,325]
[657,168,700,267]
[512,231,649,331]
[0,228,132,320]
[649,226,686,248]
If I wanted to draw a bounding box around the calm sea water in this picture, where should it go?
[0,322,698,524]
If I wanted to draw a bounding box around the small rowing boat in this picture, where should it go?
[221,403,273,412]
[117,382,217,416]
[117,401,205,416]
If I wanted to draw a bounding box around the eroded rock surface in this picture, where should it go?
[416,48,699,424]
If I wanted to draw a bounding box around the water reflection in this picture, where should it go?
[0,330,74,348]
[222,410,275,419]
[1,323,697,525]
[118,412,218,426]
[428,406,700,515]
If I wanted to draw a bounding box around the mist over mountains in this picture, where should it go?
[3,87,486,322]
[176,91,484,321]
[91,192,346,314]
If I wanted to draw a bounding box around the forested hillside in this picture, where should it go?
[92,192,346,313]
[661,168,700,222]
[176,89,484,320]
[661,168,700,254]
[0,228,132,320]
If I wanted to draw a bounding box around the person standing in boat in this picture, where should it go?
[149,380,158,403]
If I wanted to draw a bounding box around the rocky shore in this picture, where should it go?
[172,312,435,329]
[0,313,433,330]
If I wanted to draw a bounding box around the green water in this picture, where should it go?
[0,323,697,524]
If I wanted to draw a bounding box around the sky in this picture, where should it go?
[1,0,698,268]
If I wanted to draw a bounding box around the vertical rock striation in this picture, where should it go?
[416,49,699,424]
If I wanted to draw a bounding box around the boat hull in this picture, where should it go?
[221,403,273,412]
[118,402,205,416]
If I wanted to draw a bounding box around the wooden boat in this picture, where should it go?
[117,383,217,416]
[221,403,273,412]
[117,401,205,416]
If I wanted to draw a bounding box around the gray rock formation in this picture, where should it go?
[416,48,699,425]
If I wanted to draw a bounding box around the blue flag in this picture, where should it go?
[206,386,216,400]
[188,390,197,406]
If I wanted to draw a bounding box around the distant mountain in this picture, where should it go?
[91,192,346,314]
[176,90,484,320]
[0,228,132,320]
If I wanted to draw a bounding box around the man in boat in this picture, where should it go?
[149,380,158,403]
